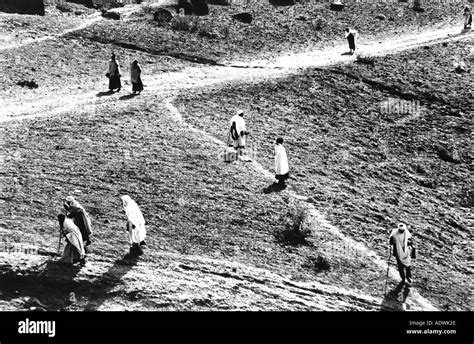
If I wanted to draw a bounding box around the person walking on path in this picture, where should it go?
[120,195,147,257]
[389,223,416,286]
[229,109,249,157]
[64,196,93,247]
[274,137,289,188]
[58,214,86,266]
[345,28,359,55]
[106,53,122,92]
[464,6,472,30]
[130,60,144,95]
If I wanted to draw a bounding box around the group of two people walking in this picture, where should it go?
[107,53,144,95]
[58,195,147,266]
[229,110,290,188]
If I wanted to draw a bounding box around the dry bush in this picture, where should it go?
[311,16,327,31]
[276,205,311,246]
[356,54,376,66]
[170,15,199,32]
[303,255,331,273]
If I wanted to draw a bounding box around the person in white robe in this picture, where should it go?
[58,214,86,265]
[120,195,147,256]
[229,109,248,156]
[389,223,415,285]
[274,137,289,186]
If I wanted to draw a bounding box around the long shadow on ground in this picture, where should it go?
[380,281,410,311]
[83,253,139,311]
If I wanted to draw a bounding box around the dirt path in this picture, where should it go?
[0,13,102,52]
[0,25,471,123]
[164,99,437,311]
[1,24,471,311]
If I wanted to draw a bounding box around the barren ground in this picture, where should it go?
[0,2,472,312]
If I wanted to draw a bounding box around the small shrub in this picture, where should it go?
[170,15,198,32]
[218,24,230,39]
[17,80,38,89]
[141,3,155,13]
[356,54,376,66]
[198,23,217,38]
[303,255,331,273]
[276,206,311,246]
[312,16,327,31]
[56,3,73,12]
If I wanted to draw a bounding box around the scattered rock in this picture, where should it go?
[375,14,386,20]
[206,0,229,5]
[454,61,468,74]
[153,9,173,23]
[0,0,45,16]
[417,179,436,189]
[330,2,344,11]
[269,0,295,6]
[176,0,193,15]
[413,2,425,13]
[232,13,252,24]
[304,255,331,273]
[437,146,462,164]
[445,217,468,232]
[101,10,121,20]
[189,0,209,16]
[17,80,38,89]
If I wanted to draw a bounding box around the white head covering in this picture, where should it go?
[390,223,412,266]
[120,195,146,244]
[121,195,145,227]
[398,223,407,231]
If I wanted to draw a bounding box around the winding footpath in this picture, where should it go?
[0,18,472,310]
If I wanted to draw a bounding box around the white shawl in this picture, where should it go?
[390,228,412,266]
[121,195,146,244]
[63,218,85,257]
[230,114,246,138]
[275,144,289,175]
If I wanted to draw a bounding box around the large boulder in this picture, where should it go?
[232,12,252,24]
[148,0,208,16]
[101,9,121,20]
[189,0,209,16]
[207,0,229,5]
[66,0,94,8]
[177,0,193,15]
[0,0,44,15]
[330,1,344,11]
[269,0,295,6]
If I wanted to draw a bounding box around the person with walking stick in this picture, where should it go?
[389,223,416,286]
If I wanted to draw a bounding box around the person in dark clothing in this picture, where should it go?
[106,53,121,92]
[464,6,472,30]
[130,60,144,94]
[345,28,359,54]
[64,196,93,247]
